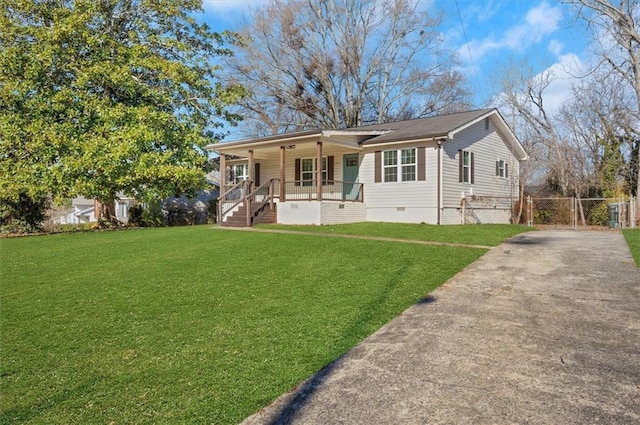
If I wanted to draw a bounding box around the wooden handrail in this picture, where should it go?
[218,180,251,225]
[249,179,278,225]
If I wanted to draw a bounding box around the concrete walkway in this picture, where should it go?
[242,230,640,425]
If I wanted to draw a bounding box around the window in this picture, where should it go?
[463,151,472,183]
[383,150,397,182]
[459,150,474,184]
[301,157,327,186]
[496,160,509,178]
[383,148,416,182]
[401,148,416,181]
[232,164,248,183]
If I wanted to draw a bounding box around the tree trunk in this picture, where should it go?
[96,198,119,228]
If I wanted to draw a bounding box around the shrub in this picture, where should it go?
[0,193,49,234]
[128,204,145,227]
[589,202,609,226]
[127,202,165,227]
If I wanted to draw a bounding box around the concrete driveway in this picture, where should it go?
[242,230,640,425]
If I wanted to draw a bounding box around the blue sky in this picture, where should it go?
[197,0,592,123]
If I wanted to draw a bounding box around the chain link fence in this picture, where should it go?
[524,197,637,229]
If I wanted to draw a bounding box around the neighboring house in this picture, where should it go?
[52,196,135,225]
[207,108,528,226]
[161,172,220,224]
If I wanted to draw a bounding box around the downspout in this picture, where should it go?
[436,139,444,225]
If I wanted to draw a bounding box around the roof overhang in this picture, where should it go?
[207,129,391,159]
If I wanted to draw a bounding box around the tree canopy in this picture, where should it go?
[223,0,470,136]
[0,0,244,222]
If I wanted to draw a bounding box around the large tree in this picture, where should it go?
[496,58,572,196]
[0,0,244,224]
[566,0,640,200]
[224,0,470,135]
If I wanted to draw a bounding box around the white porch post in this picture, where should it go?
[316,141,322,201]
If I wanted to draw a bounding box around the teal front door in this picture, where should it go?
[343,153,359,200]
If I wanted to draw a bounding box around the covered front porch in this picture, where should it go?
[207,129,385,227]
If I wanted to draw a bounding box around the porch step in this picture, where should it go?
[222,204,277,227]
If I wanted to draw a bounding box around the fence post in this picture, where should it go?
[527,196,532,227]
[572,197,577,229]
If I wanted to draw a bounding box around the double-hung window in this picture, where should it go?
[232,164,249,183]
[496,160,509,178]
[301,157,327,186]
[459,150,474,184]
[383,148,416,182]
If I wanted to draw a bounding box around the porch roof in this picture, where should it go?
[207,129,391,158]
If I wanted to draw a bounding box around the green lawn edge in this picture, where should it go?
[623,228,640,267]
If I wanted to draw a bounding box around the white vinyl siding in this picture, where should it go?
[441,118,520,224]
[240,145,350,184]
[362,144,437,223]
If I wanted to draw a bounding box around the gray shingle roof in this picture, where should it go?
[350,108,496,145]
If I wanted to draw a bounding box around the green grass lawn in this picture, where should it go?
[623,228,640,267]
[1,225,527,424]
[259,222,532,247]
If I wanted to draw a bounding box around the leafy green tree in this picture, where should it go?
[0,0,244,225]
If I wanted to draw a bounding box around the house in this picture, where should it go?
[206,108,528,226]
[161,171,220,225]
[51,173,221,226]
[51,196,135,225]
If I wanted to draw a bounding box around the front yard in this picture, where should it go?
[2,224,527,424]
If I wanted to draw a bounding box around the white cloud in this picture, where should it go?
[537,53,587,115]
[524,1,562,36]
[200,0,266,24]
[458,0,563,63]
[548,39,564,56]
[461,0,499,23]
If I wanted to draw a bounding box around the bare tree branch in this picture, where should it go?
[223,0,471,136]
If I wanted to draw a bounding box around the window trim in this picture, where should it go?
[383,150,398,182]
[300,157,327,186]
[459,150,474,184]
[382,148,417,182]
[231,163,249,183]
[496,160,509,178]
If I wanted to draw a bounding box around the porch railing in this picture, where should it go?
[281,180,363,202]
[218,179,278,226]
[218,179,364,225]
[218,180,251,224]
[248,179,277,225]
